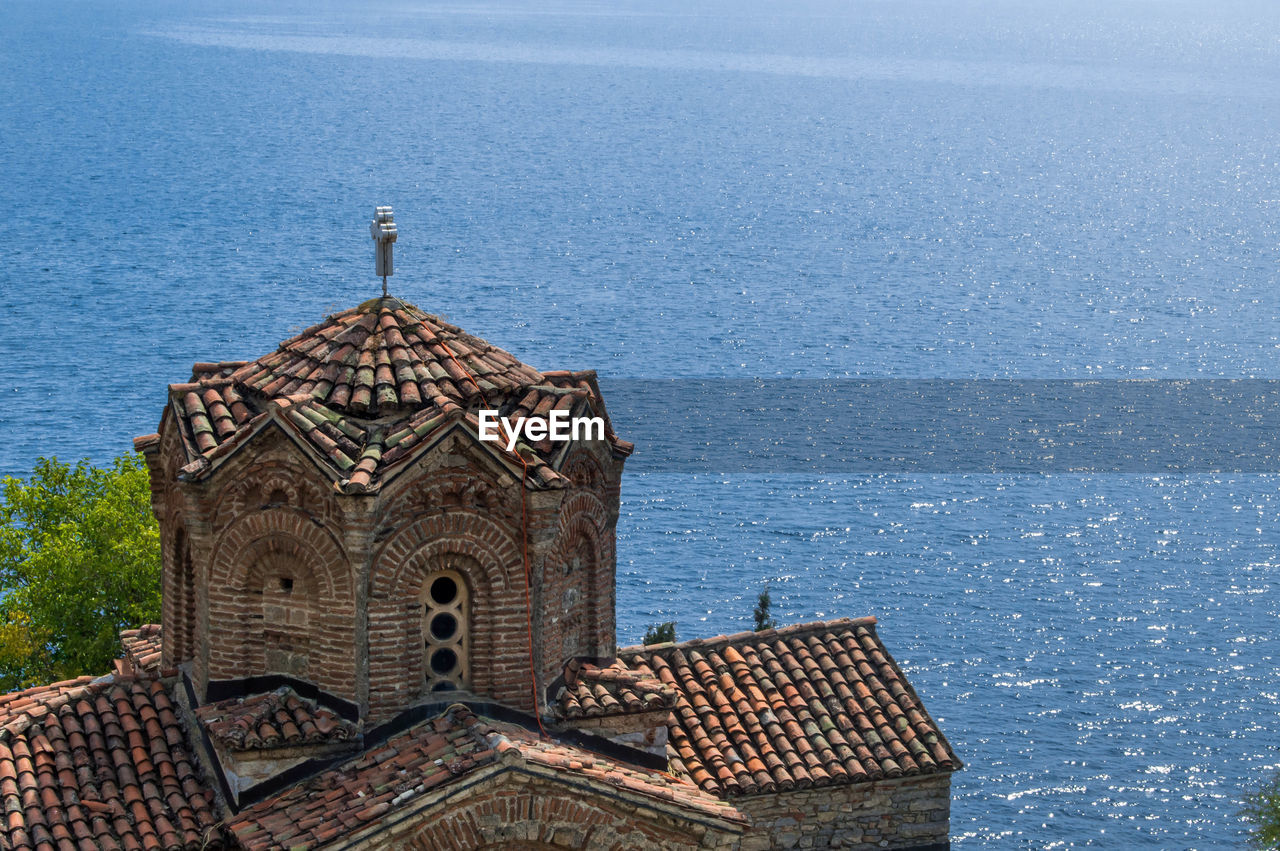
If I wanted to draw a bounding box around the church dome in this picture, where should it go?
[147,296,629,493]
[233,296,544,415]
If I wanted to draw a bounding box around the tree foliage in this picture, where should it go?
[0,454,160,691]
[1243,771,1280,850]
[642,621,677,646]
[753,583,776,632]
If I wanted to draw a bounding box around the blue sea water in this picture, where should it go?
[2,0,1280,846]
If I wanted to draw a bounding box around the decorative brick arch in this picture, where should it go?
[372,513,519,599]
[562,446,607,492]
[380,464,521,530]
[210,510,349,601]
[405,785,713,850]
[368,512,523,716]
[209,456,335,533]
[204,510,355,700]
[557,490,608,541]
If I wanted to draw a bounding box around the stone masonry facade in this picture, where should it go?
[737,775,953,850]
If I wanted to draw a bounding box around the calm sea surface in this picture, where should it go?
[3,0,1280,845]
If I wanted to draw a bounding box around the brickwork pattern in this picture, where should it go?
[400,781,742,851]
[368,507,527,716]
[207,507,356,702]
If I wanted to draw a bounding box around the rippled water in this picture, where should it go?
[2,0,1279,846]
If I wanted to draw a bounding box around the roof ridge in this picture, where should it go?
[0,675,114,740]
[139,298,633,492]
[619,615,879,656]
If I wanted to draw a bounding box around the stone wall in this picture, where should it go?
[736,774,952,850]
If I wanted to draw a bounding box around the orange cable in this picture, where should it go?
[435,333,549,739]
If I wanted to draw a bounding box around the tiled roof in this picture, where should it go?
[195,688,357,751]
[0,676,225,850]
[623,617,961,797]
[554,659,678,720]
[0,677,100,736]
[119,624,166,677]
[227,703,743,850]
[236,299,543,413]
[150,297,629,493]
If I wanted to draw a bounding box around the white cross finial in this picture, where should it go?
[371,206,397,296]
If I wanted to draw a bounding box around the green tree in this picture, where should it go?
[753,583,776,632]
[1243,771,1280,849]
[642,621,677,646]
[0,454,160,691]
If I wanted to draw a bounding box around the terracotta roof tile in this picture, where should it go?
[554,659,678,720]
[150,297,628,493]
[195,688,357,751]
[0,677,224,850]
[118,625,166,677]
[622,617,961,797]
[227,704,743,849]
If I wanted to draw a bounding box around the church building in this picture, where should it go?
[0,216,959,849]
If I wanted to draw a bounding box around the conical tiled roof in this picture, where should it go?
[232,297,545,416]
[137,297,630,492]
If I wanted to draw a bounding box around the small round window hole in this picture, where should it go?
[430,612,458,641]
[430,648,458,675]
[430,575,458,605]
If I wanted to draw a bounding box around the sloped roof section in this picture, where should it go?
[233,298,543,414]
[623,617,961,797]
[118,623,166,677]
[154,297,629,493]
[196,688,356,751]
[554,659,678,721]
[0,676,225,850]
[227,703,743,850]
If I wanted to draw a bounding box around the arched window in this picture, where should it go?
[173,529,195,661]
[422,569,469,692]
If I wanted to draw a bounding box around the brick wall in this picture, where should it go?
[205,507,357,700]
[353,771,742,850]
[736,774,952,850]
[359,440,625,720]
[146,408,629,725]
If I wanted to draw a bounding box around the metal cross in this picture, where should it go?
[371,206,398,297]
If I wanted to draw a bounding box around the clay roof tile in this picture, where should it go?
[150,296,625,496]
[226,703,744,847]
[621,617,960,797]
[0,676,220,850]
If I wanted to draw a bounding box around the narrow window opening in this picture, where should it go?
[421,567,469,692]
